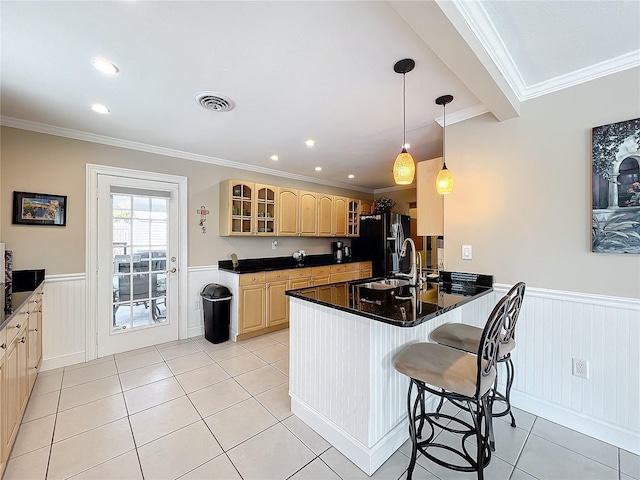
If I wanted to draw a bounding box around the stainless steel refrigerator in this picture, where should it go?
[351,212,411,277]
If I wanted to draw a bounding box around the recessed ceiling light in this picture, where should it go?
[91,103,110,114]
[348,174,355,179]
[270,155,279,161]
[92,58,119,75]
[305,139,316,147]
[315,167,322,171]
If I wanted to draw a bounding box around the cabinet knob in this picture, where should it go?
[15,323,21,328]
[1,343,6,349]
[20,336,26,343]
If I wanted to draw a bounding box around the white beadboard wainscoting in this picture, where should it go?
[40,266,218,371]
[37,273,639,454]
[41,274,87,371]
[489,284,640,455]
[289,292,494,475]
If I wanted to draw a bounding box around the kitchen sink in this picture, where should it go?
[356,278,410,290]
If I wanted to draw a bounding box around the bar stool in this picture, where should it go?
[430,282,526,428]
[393,295,510,480]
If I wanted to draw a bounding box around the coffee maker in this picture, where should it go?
[332,241,344,263]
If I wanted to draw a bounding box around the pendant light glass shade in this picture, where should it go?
[435,165,454,194]
[435,94,454,195]
[394,147,415,185]
[393,59,415,185]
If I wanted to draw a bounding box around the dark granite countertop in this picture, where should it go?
[2,289,37,330]
[219,254,369,274]
[285,271,493,328]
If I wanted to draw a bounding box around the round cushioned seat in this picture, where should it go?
[393,342,496,398]
[430,324,515,358]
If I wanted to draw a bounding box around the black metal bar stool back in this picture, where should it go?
[393,295,510,479]
[430,282,526,428]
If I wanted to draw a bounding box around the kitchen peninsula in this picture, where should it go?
[286,272,494,475]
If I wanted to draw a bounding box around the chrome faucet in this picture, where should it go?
[398,238,419,287]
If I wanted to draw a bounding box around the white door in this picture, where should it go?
[96,174,179,357]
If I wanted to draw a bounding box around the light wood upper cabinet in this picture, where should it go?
[255,184,277,236]
[333,196,348,237]
[276,188,300,236]
[299,191,318,236]
[347,199,360,237]
[360,200,373,215]
[219,180,255,236]
[416,159,444,236]
[318,194,333,237]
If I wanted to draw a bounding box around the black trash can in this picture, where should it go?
[200,284,232,344]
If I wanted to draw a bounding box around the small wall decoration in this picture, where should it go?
[592,118,640,253]
[12,191,67,226]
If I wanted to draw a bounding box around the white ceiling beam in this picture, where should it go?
[389,0,520,121]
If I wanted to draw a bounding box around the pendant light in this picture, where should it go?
[393,59,416,185]
[435,94,454,194]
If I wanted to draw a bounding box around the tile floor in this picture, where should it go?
[4,329,639,480]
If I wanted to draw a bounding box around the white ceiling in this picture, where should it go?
[2,1,639,191]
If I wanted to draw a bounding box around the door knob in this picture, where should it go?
[167,267,177,274]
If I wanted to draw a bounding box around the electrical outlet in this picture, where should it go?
[462,245,472,260]
[572,358,589,379]
[272,240,278,250]
[194,300,200,310]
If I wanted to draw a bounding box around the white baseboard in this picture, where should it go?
[40,351,86,371]
[291,395,409,476]
[512,389,639,455]
[188,325,204,338]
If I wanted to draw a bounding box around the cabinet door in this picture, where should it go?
[4,329,27,453]
[299,191,318,236]
[360,200,373,215]
[333,197,348,237]
[220,180,255,236]
[416,160,444,236]
[27,294,42,390]
[266,280,289,327]
[255,184,277,236]
[277,188,299,236]
[318,194,333,237]
[347,199,360,237]
[238,285,266,334]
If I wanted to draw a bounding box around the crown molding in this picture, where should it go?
[451,1,640,103]
[373,184,416,194]
[520,50,640,101]
[0,116,374,194]
[435,104,491,127]
[451,0,527,101]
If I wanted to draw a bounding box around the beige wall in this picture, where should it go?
[0,127,372,274]
[444,67,640,299]
[374,187,416,215]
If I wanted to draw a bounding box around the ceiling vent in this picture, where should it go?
[195,92,235,112]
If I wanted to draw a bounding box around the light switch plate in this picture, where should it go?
[462,245,472,260]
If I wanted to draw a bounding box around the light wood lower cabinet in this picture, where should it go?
[1,285,43,478]
[235,262,373,341]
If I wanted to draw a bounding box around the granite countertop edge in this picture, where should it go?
[286,283,494,328]
[219,254,368,274]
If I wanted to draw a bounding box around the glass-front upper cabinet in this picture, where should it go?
[255,184,276,235]
[347,199,360,237]
[220,180,278,236]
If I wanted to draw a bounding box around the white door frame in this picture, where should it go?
[86,164,188,361]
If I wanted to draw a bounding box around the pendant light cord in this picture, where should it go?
[402,73,406,148]
[442,101,447,168]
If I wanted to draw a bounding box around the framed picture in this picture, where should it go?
[591,117,640,253]
[12,191,67,226]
